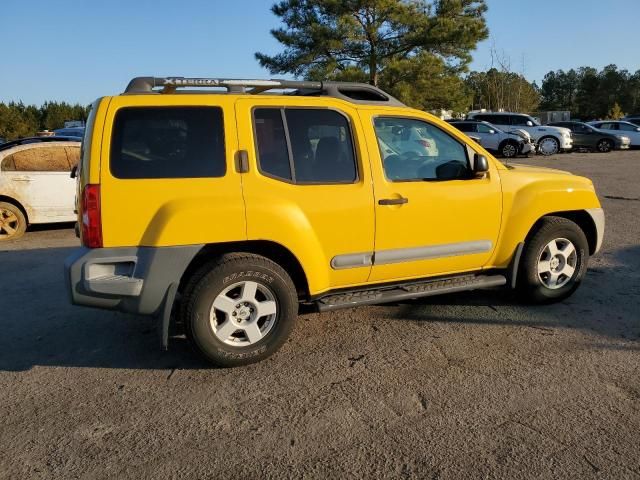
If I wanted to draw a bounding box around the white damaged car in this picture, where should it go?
[0,137,79,240]
[466,112,572,155]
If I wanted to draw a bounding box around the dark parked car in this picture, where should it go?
[0,136,81,153]
[53,127,85,138]
[547,121,630,152]
[622,115,640,126]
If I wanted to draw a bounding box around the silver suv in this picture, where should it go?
[449,120,534,158]
[467,112,572,156]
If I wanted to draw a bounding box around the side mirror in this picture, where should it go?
[70,165,78,179]
[474,154,489,176]
[526,121,534,127]
[636,127,640,132]
[489,129,496,134]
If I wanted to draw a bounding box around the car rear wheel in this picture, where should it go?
[537,136,560,156]
[181,253,298,367]
[0,202,27,241]
[500,140,519,158]
[517,216,589,304]
[596,139,613,153]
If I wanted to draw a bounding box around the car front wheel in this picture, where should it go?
[500,140,519,158]
[517,216,589,304]
[181,253,298,367]
[596,139,613,153]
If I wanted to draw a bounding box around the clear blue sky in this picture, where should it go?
[1,0,638,105]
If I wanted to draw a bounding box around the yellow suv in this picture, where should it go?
[65,77,604,367]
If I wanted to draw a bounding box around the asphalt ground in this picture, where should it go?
[1,150,639,479]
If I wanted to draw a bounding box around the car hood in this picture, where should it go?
[535,125,571,135]
[505,163,572,175]
[507,129,531,140]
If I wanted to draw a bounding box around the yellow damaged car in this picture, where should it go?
[65,77,604,366]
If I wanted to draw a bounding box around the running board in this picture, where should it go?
[316,274,507,312]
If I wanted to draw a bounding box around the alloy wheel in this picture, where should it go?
[209,281,278,347]
[537,238,578,289]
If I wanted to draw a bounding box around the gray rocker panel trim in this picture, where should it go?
[331,240,493,269]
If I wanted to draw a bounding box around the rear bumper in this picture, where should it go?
[65,245,202,315]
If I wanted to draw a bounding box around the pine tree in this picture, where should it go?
[256,0,488,88]
[606,102,624,120]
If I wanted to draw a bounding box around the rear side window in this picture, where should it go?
[475,114,510,125]
[454,123,475,133]
[254,108,357,184]
[1,146,72,172]
[110,107,225,179]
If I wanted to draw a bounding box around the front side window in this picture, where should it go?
[481,114,510,125]
[254,108,357,184]
[618,123,637,132]
[374,117,469,182]
[476,123,495,134]
[511,115,534,126]
[110,107,226,179]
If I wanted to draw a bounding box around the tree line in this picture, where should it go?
[539,65,640,120]
[0,101,89,141]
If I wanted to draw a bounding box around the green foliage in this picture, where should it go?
[0,101,89,141]
[540,65,640,120]
[256,0,488,89]
[381,53,471,114]
[606,102,625,120]
[465,69,540,114]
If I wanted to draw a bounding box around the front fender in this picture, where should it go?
[492,170,601,267]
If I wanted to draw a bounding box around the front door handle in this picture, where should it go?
[378,197,408,206]
[11,176,32,182]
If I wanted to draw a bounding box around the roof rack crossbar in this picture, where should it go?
[123,77,406,106]
[125,77,323,94]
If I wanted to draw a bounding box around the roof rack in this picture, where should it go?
[124,76,405,107]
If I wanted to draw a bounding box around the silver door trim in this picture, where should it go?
[330,252,374,270]
[331,240,493,270]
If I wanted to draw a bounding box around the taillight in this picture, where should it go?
[81,184,102,248]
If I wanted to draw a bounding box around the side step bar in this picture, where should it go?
[316,274,506,312]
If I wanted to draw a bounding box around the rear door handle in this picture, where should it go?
[378,197,408,206]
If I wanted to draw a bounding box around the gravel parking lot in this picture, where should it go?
[1,150,639,479]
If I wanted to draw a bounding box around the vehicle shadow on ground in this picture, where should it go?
[0,244,638,372]
[387,245,640,350]
[0,245,208,372]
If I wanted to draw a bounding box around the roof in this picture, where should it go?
[123,76,406,107]
[0,136,80,152]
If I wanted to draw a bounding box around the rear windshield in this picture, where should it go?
[110,106,225,179]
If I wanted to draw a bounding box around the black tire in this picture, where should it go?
[0,201,27,241]
[181,253,297,367]
[500,140,519,158]
[596,139,613,153]
[517,216,589,304]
